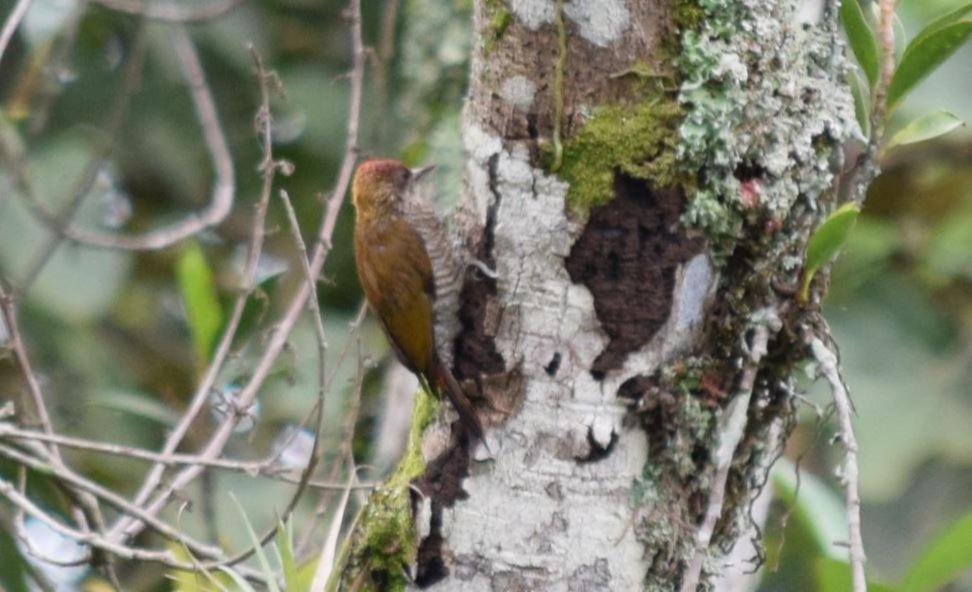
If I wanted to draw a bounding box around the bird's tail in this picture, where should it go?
[428,360,488,450]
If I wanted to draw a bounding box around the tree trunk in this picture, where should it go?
[335,0,856,590]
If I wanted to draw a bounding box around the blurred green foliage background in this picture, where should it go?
[0,0,969,589]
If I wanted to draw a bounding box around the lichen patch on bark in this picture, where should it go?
[676,0,857,256]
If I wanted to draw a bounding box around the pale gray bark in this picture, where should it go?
[338,0,855,589]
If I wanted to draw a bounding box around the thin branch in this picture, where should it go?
[200,183,334,570]
[0,423,373,490]
[0,476,253,574]
[0,286,57,453]
[110,0,364,543]
[27,2,86,137]
[0,505,58,592]
[0,442,227,560]
[5,20,149,295]
[12,465,94,569]
[296,302,368,556]
[811,336,866,592]
[0,0,32,69]
[26,25,235,251]
[869,0,897,145]
[0,287,114,573]
[171,50,333,571]
[114,38,279,532]
[681,310,778,592]
[90,0,244,22]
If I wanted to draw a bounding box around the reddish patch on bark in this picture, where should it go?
[739,179,761,209]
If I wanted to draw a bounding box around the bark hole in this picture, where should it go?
[576,426,619,463]
[565,174,701,377]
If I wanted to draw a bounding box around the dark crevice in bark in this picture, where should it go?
[617,374,653,405]
[416,153,510,586]
[412,436,473,587]
[453,152,505,382]
[565,173,702,377]
[575,426,619,464]
[414,508,447,586]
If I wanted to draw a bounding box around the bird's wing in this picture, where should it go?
[355,216,438,378]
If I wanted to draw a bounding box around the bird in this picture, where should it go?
[351,158,486,447]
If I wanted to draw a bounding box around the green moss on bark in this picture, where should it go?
[558,98,682,215]
[482,0,512,54]
[331,391,439,591]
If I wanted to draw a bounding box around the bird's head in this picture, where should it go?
[351,159,434,216]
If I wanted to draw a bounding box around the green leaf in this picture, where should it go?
[840,0,880,86]
[849,70,871,137]
[888,20,972,110]
[907,2,972,53]
[800,203,861,301]
[275,519,301,592]
[216,567,258,592]
[815,557,896,592]
[885,110,965,149]
[298,558,318,592]
[230,493,281,592]
[899,511,972,592]
[89,389,180,426]
[176,242,223,363]
[310,470,356,591]
[168,543,232,592]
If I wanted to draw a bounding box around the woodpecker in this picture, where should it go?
[351,159,485,445]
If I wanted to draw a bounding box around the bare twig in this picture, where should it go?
[869,0,897,144]
[811,337,866,592]
[0,0,32,68]
[0,442,226,560]
[197,186,337,567]
[0,284,114,573]
[12,465,93,568]
[26,1,86,137]
[90,0,244,22]
[188,52,335,570]
[0,476,265,574]
[49,26,234,250]
[0,424,374,489]
[110,0,364,543]
[681,310,778,592]
[114,38,278,534]
[844,0,897,208]
[297,309,367,556]
[7,24,232,257]
[0,285,57,451]
[0,505,58,592]
[10,20,149,295]
[275,185,330,496]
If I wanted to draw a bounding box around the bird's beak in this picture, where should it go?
[411,165,435,182]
